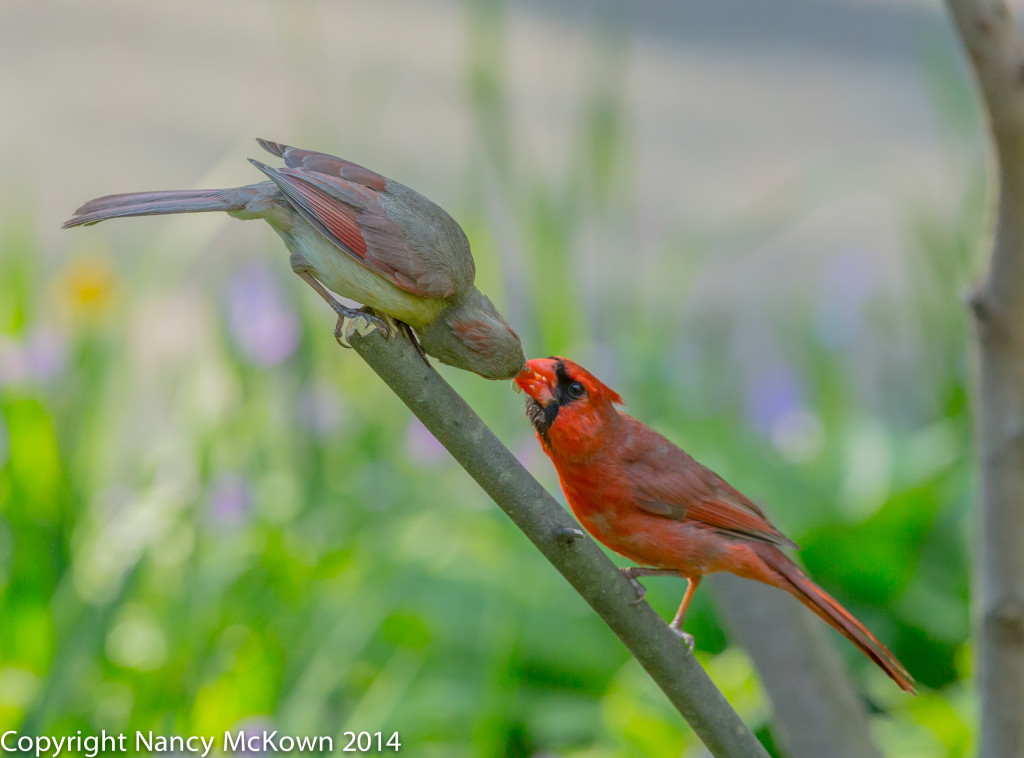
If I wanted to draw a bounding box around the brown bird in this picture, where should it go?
[63,139,525,379]
[515,356,916,694]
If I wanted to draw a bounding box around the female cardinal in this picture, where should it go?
[63,139,525,379]
[515,357,916,694]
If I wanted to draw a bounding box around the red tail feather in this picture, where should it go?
[758,545,916,694]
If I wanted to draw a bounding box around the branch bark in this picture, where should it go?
[945,1,1024,755]
[710,575,880,758]
[346,327,769,758]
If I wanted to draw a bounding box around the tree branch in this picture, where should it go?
[346,327,769,758]
[945,1,1024,755]
[710,575,881,758]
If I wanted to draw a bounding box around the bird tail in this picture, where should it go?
[62,185,263,228]
[757,545,917,694]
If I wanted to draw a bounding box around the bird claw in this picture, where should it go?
[619,567,647,605]
[397,320,431,368]
[671,626,695,652]
[333,316,353,349]
[291,271,394,346]
[333,308,395,348]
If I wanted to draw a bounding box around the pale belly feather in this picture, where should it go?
[275,220,449,328]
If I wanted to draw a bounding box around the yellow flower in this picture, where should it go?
[60,255,117,317]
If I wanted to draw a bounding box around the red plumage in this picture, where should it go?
[515,356,915,694]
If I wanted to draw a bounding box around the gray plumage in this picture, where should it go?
[64,139,525,380]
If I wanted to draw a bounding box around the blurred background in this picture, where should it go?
[0,0,985,755]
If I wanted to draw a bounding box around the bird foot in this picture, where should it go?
[292,270,394,347]
[619,567,648,605]
[670,625,695,652]
[334,307,395,348]
[397,320,431,368]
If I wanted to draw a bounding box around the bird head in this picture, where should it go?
[514,357,623,456]
[417,288,526,379]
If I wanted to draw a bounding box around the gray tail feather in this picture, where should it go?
[256,138,293,158]
[62,187,254,229]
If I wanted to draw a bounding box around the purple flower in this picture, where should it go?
[297,381,344,437]
[0,337,29,386]
[224,264,299,366]
[744,364,804,436]
[405,418,447,464]
[814,252,879,349]
[821,251,879,305]
[24,326,67,381]
[0,326,67,387]
[743,362,824,460]
[207,473,251,527]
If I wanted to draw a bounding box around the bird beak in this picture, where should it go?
[514,359,558,405]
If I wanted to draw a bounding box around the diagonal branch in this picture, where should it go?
[346,327,769,758]
[945,1,1024,755]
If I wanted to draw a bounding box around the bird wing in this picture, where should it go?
[250,149,460,299]
[257,139,389,192]
[625,424,798,549]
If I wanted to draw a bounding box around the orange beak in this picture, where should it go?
[514,358,559,405]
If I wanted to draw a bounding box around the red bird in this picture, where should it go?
[515,356,916,694]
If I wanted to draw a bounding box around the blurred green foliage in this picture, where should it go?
[0,3,982,757]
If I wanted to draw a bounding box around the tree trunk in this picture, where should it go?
[945,1,1024,754]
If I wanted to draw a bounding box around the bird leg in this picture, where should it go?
[290,255,426,363]
[669,576,703,652]
[294,270,394,347]
[397,320,432,369]
[619,567,685,605]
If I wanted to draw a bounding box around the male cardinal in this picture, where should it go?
[63,139,525,379]
[515,357,916,694]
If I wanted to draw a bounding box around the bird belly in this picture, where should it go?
[278,222,447,327]
[598,516,730,574]
[563,484,733,576]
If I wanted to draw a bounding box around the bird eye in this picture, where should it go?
[567,381,586,399]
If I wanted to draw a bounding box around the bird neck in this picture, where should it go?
[541,402,623,465]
